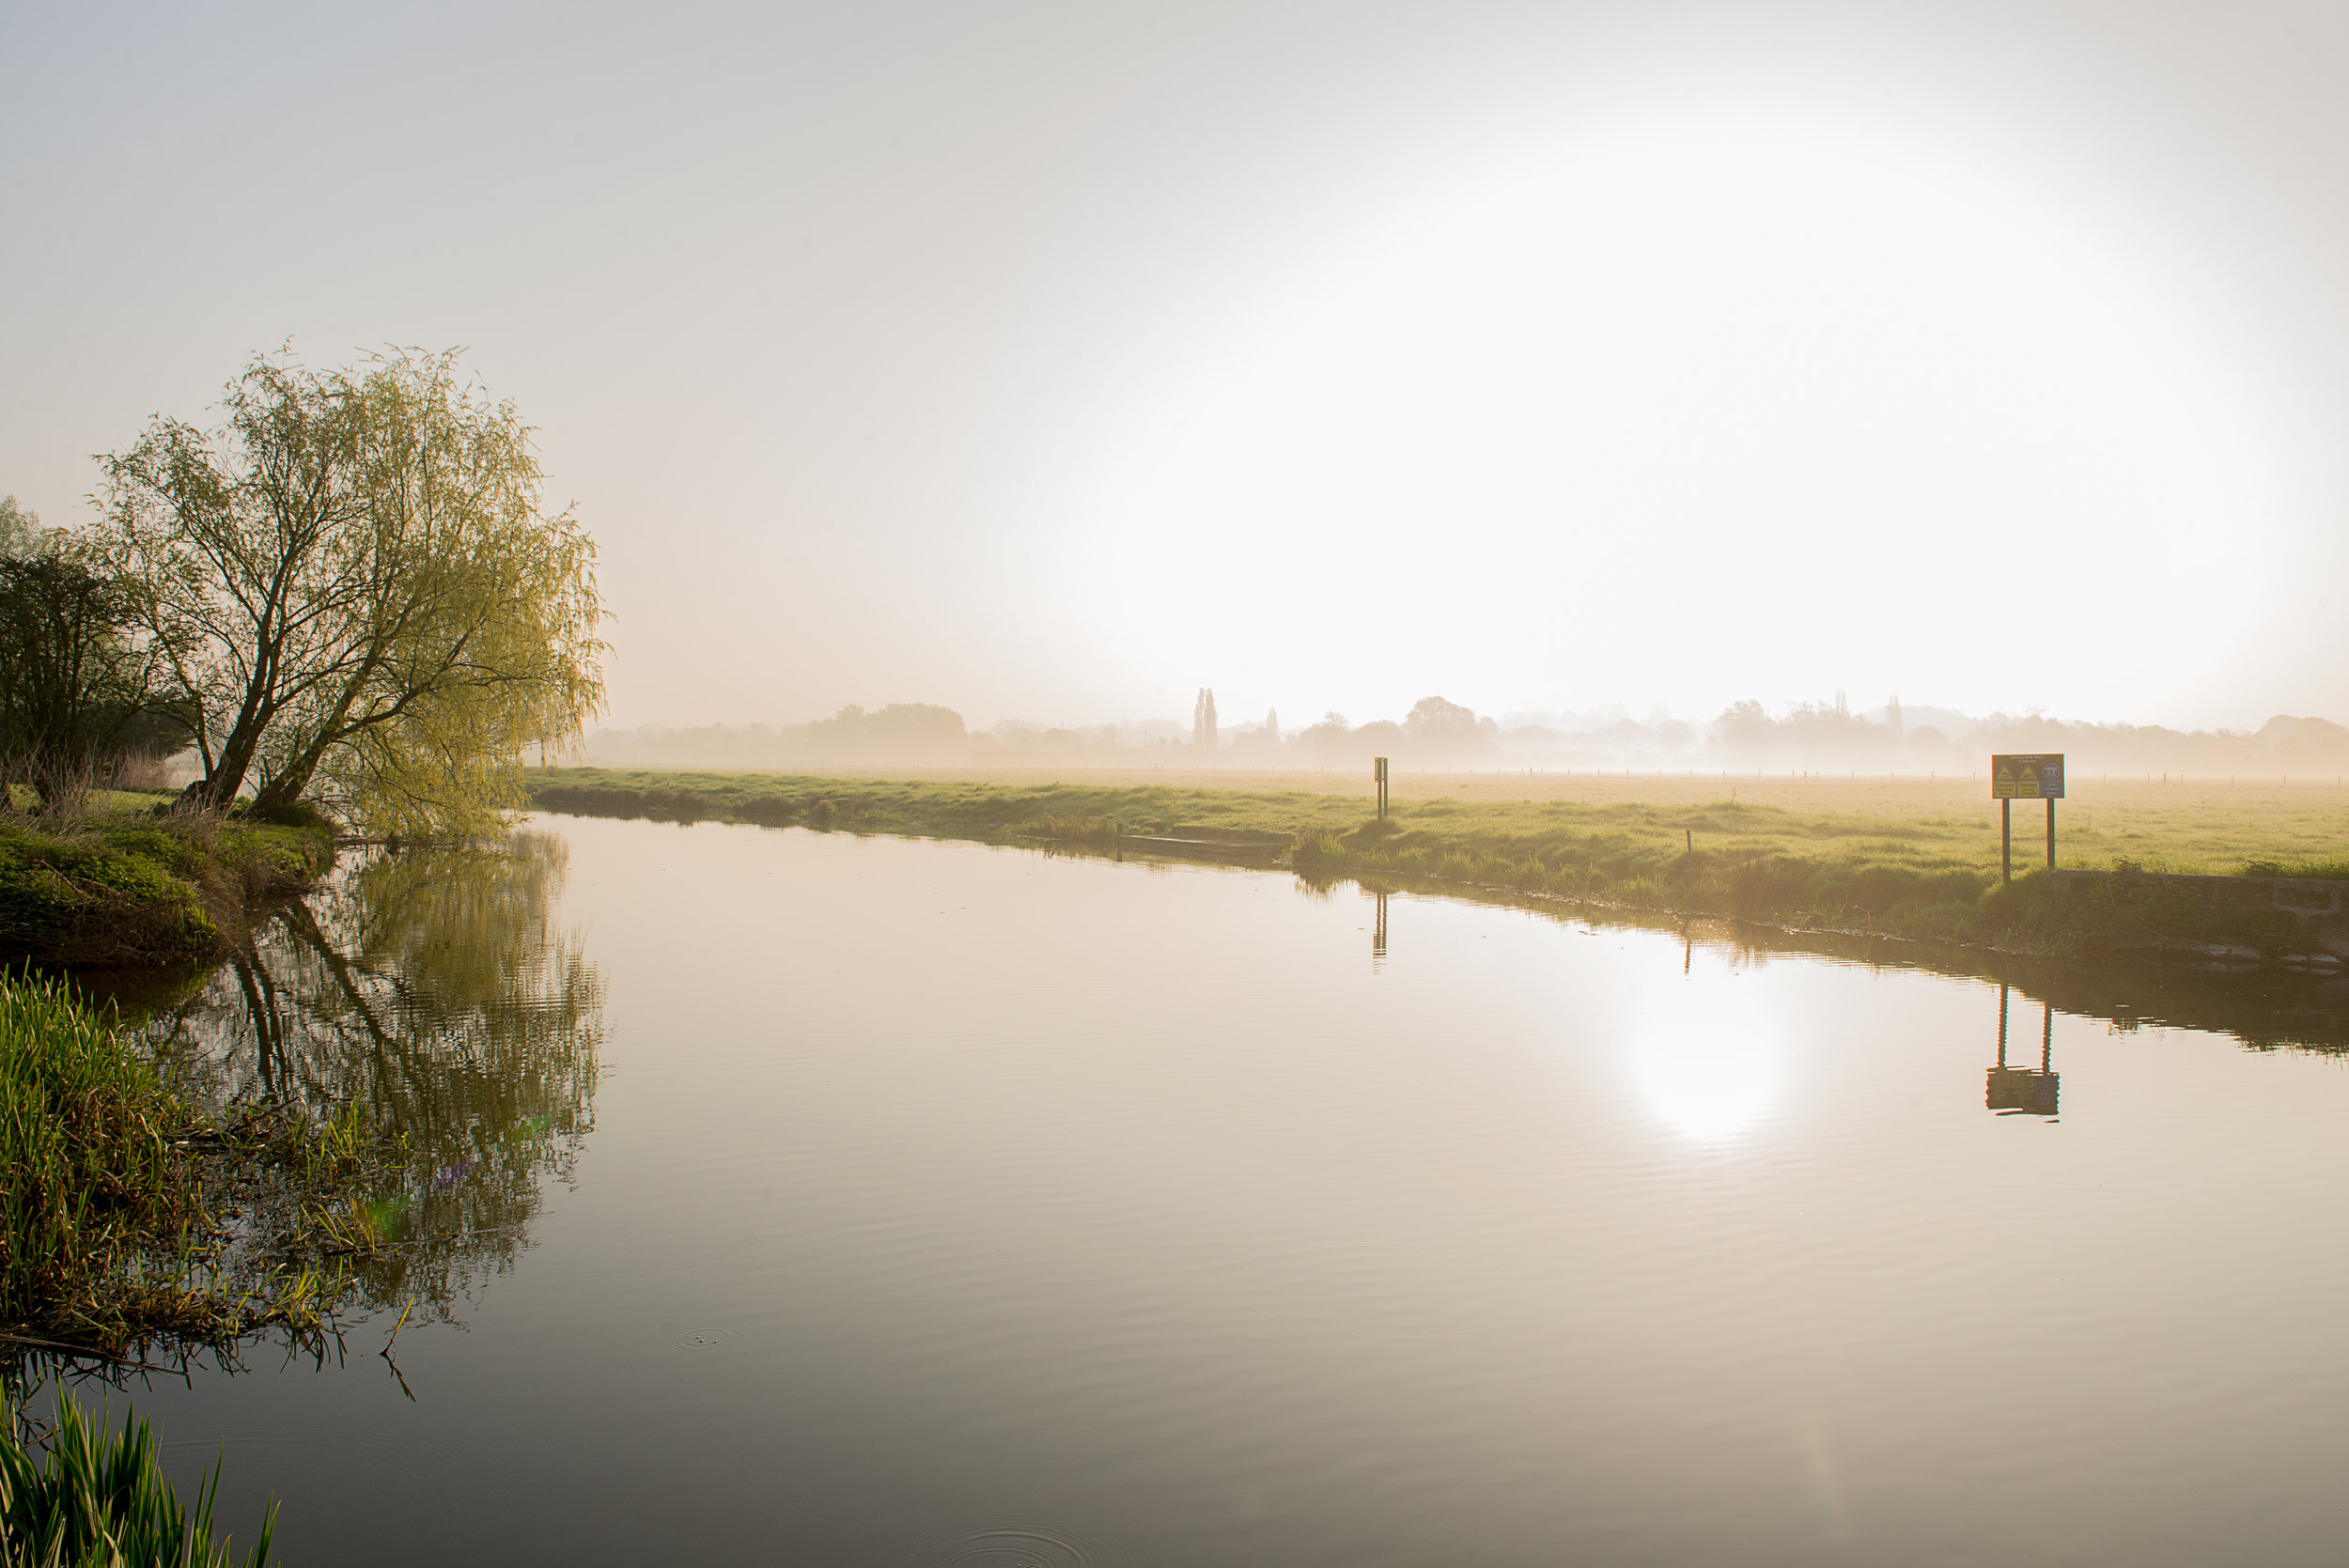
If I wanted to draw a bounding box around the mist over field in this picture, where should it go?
[583,695,2349,779]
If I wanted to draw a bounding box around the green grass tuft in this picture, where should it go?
[0,1391,275,1567]
[2239,858,2349,881]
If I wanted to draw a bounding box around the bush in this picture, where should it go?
[736,795,800,826]
[1290,828,1347,871]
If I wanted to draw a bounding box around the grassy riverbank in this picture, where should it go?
[524,766,2349,955]
[0,970,205,1340]
[0,798,333,967]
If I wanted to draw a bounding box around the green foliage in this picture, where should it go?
[0,809,329,968]
[97,349,606,835]
[0,1392,274,1568]
[0,821,214,966]
[0,552,183,808]
[1290,827,1347,871]
[0,497,46,560]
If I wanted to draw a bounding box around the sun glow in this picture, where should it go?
[1083,97,2284,722]
[1634,984,1780,1142]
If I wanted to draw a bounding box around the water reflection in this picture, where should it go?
[71,821,2349,1566]
[139,831,604,1322]
[1637,981,1779,1141]
[1987,983,2061,1118]
[1372,892,1388,970]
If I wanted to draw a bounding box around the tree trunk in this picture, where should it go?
[194,698,273,808]
[251,772,308,812]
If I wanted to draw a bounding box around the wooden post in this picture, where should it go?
[2046,797,2056,869]
[2001,799,2012,884]
[1997,983,2010,1068]
[1374,757,1388,820]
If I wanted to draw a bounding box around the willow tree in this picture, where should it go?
[98,349,605,833]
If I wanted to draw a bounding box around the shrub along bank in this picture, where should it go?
[523,767,2349,959]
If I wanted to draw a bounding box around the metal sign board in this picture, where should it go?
[1991,753,2065,800]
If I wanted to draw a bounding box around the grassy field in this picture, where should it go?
[524,765,2349,955]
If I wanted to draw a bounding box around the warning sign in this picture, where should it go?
[1992,753,2065,800]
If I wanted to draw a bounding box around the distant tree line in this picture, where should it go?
[586,692,2349,777]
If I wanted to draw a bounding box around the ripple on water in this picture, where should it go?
[1234,1242,1479,1339]
[675,1327,736,1350]
[161,1432,476,1530]
[922,1526,1101,1567]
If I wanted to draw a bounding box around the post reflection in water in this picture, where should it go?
[139,831,605,1323]
[1372,891,1388,970]
[1987,982,2061,1119]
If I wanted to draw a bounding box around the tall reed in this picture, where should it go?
[0,1392,274,1568]
[0,970,198,1330]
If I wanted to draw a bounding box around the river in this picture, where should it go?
[94,814,2349,1565]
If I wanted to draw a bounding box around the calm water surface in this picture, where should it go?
[113,815,2349,1564]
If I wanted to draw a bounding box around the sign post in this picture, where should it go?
[1990,754,2065,882]
[1374,756,1390,820]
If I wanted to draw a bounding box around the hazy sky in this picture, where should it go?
[5,1,2346,732]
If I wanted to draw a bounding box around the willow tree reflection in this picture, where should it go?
[141,831,603,1322]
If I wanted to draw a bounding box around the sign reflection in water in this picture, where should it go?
[138,831,605,1324]
[1987,982,2061,1118]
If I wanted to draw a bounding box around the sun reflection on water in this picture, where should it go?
[1634,986,1779,1141]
